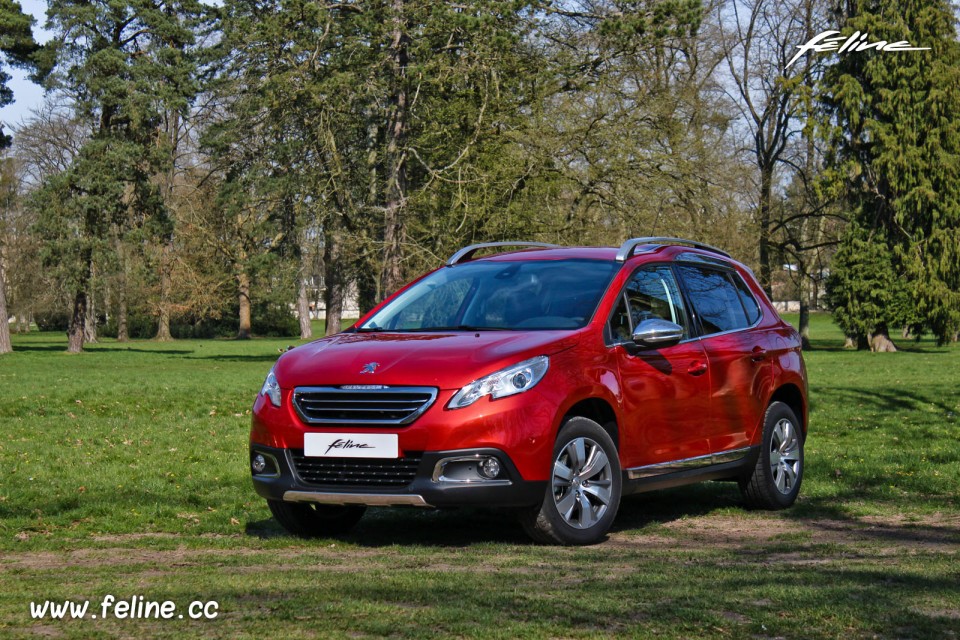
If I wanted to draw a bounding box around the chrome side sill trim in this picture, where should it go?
[626,446,753,480]
[283,491,430,507]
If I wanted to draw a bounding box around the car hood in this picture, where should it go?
[273,330,580,390]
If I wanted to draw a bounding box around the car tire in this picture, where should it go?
[520,416,622,545]
[268,500,366,537]
[740,401,804,509]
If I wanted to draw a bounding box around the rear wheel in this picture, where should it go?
[520,416,622,545]
[268,500,366,537]
[740,401,804,509]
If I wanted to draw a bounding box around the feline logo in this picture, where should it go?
[787,30,930,69]
[325,439,375,455]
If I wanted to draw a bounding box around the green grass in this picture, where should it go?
[1,316,958,639]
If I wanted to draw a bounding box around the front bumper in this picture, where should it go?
[250,444,547,508]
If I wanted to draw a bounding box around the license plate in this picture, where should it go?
[303,433,399,458]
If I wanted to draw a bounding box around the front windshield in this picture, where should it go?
[359,259,619,331]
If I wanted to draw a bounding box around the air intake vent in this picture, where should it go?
[291,451,423,487]
[292,386,438,426]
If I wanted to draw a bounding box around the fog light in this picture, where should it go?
[252,454,267,474]
[479,457,501,479]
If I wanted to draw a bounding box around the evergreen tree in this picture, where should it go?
[821,0,960,349]
[0,0,41,150]
[37,0,204,352]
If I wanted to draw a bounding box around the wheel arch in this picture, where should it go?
[562,397,619,449]
[769,383,806,435]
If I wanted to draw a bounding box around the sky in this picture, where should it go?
[0,0,51,130]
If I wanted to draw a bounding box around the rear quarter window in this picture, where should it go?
[732,273,762,325]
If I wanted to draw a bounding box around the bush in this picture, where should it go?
[99,303,300,340]
[34,310,70,332]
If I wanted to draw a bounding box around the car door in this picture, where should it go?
[609,265,713,469]
[675,264,773,454]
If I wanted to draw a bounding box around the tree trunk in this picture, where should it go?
[843,335,855,349]
[297,276,312,341]
[155,107,179,341]
[84,269,98,344]
[17,314,29,334]
[155,241,173,340]
[297,229,313,340]
[357,267,379,317]
[67,289,87,354]
[0,256,11,354]
[758,166,773,298]
[117,280,129,342]
[798,298,811,350]
[323,231,344,336]
[870,326,897,352]
[237,267,252,339]
[380,0,409,300]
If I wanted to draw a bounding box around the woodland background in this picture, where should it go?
[0,0,958,354]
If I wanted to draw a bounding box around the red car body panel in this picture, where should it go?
[251,244,807,490]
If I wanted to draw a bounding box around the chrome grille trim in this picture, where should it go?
[292,386,438,426]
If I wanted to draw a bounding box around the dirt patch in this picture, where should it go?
[3,513,956,574]
[609,512,959,554]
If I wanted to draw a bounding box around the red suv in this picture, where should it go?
[250,238,807,544]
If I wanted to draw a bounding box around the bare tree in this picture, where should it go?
[718,0,820,296]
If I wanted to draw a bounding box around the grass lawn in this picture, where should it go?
[1,313,958,639]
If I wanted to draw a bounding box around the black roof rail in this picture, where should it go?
[616,237,731,262]
[446,242,560,266]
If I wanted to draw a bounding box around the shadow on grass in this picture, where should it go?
[814,384,957,416]
[243,480,959,550]
[243,483,744,547]
[88,346,195,355]
[11,343,195,356]
[245,508,533,546]
[184,354,284,363]
[9,344,74,352]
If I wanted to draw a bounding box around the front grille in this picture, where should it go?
[292,386,438,426]
[291,451,423,487]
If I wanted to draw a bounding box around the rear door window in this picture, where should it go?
[677,266,754,335]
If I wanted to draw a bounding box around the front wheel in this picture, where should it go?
[740,401,804,509]
[268,500,366,537]
[520,416,622,545]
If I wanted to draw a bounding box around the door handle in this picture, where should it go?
[751,346,767,362]
[687,361,708,376]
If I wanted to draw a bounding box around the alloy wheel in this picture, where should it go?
[769,418,801,494]
[551,437,614,529]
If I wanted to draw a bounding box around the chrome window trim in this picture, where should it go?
[292,386,439,426]
[626,446,754,480]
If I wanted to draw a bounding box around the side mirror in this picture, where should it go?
[631,319,684,349]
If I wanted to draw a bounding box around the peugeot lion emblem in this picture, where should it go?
[360,362,380,374]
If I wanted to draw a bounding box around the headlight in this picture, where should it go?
[448,356,549,409]
[260,369,281,407]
